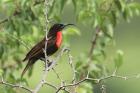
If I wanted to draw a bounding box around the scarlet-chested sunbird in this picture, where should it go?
[22,23,74,76]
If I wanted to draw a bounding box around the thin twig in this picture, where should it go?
[44,82,57,89]
[0,77,33,93]
[55,68,140,93]
[66,49,76,83]
[52,68,63,81]
[87,26,101,66]
[0,19,8,25]
[33,47,68,93]
[86,1,113,67]
[32,0,50,92]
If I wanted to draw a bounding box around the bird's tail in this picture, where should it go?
[22,57,27,62]
[21,60,34,77]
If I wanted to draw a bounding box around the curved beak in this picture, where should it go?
[64,24,75,28]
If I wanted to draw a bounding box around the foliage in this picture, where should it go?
[0,0,140,93]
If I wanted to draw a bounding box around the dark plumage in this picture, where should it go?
[22,24,73,77]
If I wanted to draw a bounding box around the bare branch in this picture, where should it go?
[2,68,138,93]
[44,82,57,89]
[88,26,101,58]
[55,68,140,93]
[87,26,101,67]
[0,19,8,25]
[0,77,33,93]
[66,49,77,83]
[33,47,68,93]
[86,1,113,68]
[32,0,50,92]
[52,68,63,82]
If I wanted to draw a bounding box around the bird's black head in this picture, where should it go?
[50,23,74,32]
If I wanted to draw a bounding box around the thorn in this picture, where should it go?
[124,77,127,80]
[86,71,90,78]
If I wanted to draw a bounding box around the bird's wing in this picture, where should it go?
[23,38,45,61]
[23,36,56,61]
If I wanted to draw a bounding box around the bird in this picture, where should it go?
[22,23,74,77]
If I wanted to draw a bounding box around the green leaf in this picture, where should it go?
[114,0,122,11]
[2,0,12,3]
[0,69,3,76]
[28,66,33,77]
[128,2,140,16]
[110,11,117,27]
[123,7,130,21]
[114,0,126,12]
[135,8,140,15]
[75,54,87,70]
[114,50,124,68]
[0,44,4,58]
[72,0,76,11]
[128,2,140,10]
[63,27,81,36]
[60,0,67,12]
[106,24,113,38]
[76,82,93,93]
[20,78,29,86]
[102,24,114,39]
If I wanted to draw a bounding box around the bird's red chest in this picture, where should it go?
[56,31,62,48]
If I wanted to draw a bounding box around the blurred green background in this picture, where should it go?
[0,0,140,93]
